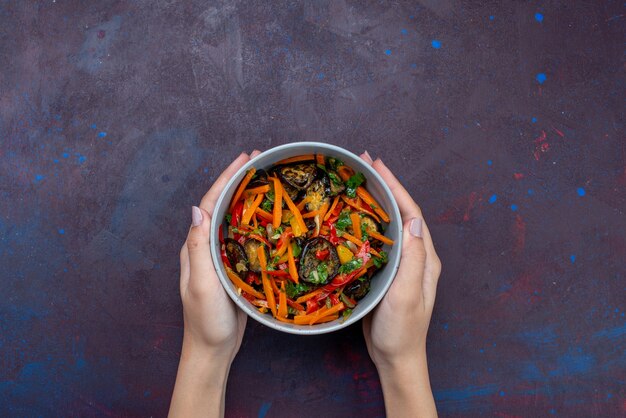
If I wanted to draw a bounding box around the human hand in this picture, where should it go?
[359,151,441,417]
[170,151,261,418]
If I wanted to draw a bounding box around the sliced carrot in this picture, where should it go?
[295,288,324,304]
[258,246,277,317]
[243,184,270,198]
[310,314,339,324]
[341,232,381,257]
[296,196,311,212]
[272,177,283,228]
[324,196,340,221]
[316,154,325,165]
[350,212,362,240]
[287,298,304,311]
[302,209,321,219]
[293,302,345,325]
[337,165,354,181]
[356,186,390,223]
[275,316,294,324]
[255,207,273,221]
[278,281,288,318]
[270,276,280,296]
[281,184,308,236]
[242,193,264,225]
[252,212,258,229]
[226,267,265,300]
[229,168,256,211]
[367,230,395,246]
[287,241,299,284]
[341,195,381,222]
[276,154,315,165]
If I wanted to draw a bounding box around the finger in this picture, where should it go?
[391,218,427,304]
[179,242,190,294]
[185,206,218,292]
[360,150,374,165]
[250,149,262,158]
[199,152,250,215]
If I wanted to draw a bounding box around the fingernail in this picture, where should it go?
[363,150,373,161]
[192,206,203,226]
[409,218,423,238]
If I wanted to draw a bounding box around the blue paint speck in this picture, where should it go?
[443,323,449,330]
[550,409,556,415]
[479,348,484,353]
[384,49,392,55]
[144,390,151,397]
[527,188,534,196]
[570,254,576,263]
[499,390,506,397]
[489,15,494,20]
[317,72,325,80]
[62,152,70,158]
[78,156,87,164]
[531,117,537,123]
[535,13,544,22]
[53,159,59,164]
[487,159,493,166]
[607,393,612,399]
[536,73,547,84]
[34,174,45,183]
[98,131,107,138]
[203,167,209,173]
[91,123,97,129]
[58,229,65,235]
[489,194,497,204]
[401,28,408,35]
[410,63,417,68]
[577,187,586,196]
[511,204,518,211]
[431,39,441,49]
[258,402,272,418]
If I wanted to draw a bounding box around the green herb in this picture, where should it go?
[342,308,353,322]
[328,171,342,185]
[317,163,327,172]
[372,251,388,268]
[336,210,352,231]
[225,214,232,223]
[345,172,366,198]
[272,255,281,265]
[291,241,302,258]
[308,262,329,284]
[266,190,275,202]
[285,281,311,299]
[338,258,363,274]
[360,222,369,240]
[261,199,272,212]
[325,297,332,309]
[327,157,344,170]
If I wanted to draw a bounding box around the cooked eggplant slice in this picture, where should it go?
[281,180,300,201]
[305,179,330,212]
[360,215,380,234]
[243,238,268,273]
[327,170,345,196]
[299,237,340,284]
[225,238,248,273]
[278,164,317,190]
[344,277,371,300]
[248,169,269,188]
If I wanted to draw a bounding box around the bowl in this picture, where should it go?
[210,142,402,335]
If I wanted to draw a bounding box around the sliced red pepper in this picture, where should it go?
[231,200,244,226]
[306,299,320,314]
[328,223,340,245]
[218,224,225,244]
[277,262,288,271]
[248,233,272,248]
[245,271,259,285]
[220,248,231,268]
[315,249,330,261]
[329,293,341,306]
[265,270,291,278]
[356,240,371,264]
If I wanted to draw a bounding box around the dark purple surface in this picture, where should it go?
[1,1,624,417]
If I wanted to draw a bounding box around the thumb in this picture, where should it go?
[185,206,217,292]
[392,218,426,300]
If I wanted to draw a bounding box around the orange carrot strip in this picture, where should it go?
[252,212,258,229]
[293,302,345,325]
[276,154,315,165]
[341,195,381,222]
[287,298,304,311]
[275,316,294,324]
[296,196,311,212]
[243,184,270,198]
[337,165,354,181]
[258,246,277,317]
[295,288,324,304]
[367,230,395,246]
[316,154,325,165]
[324,196,340,221]
[272,177,283,228]
[341,232,381,257]
[350,212,362,240]
[229,168,256,211]
[226,267,265,300]
[287,241,299,284]
[281,183,308,236]
[255,207,273,221]
[241,193,264,225]
[278,281,288,318]
[302,209,321,219]
[311,314,339,324]
[270,276,280,296]
[356,186,390,223]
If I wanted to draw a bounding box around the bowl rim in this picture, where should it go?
[210,142,403,335]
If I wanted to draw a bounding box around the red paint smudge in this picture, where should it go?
[98,30,106,39]
[552,126,565,137]
[436,192,481,224]
[512,214,526,254]
[513,173,524,180]
[533,130,550,160]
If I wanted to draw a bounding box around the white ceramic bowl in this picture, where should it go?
[210,142,402,335]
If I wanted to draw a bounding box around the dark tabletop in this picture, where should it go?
[1,1,624,417]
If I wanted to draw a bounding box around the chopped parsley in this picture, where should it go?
[225,214,232,223]
[291,241,302,258]
[285,281,311,299]
[308,262,329,284]
[327,157,344,170]
[360,222,369,240]
[345,172,366,198]
[373,251,388,268]
[338,257,363,274]
[261,199,273,212]
[341,308,353,322]
[336,210,352,231]
[328,171,343,185]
